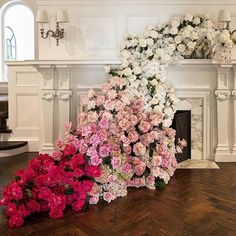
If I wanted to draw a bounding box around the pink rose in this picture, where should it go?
[89,134,101,146]
[122,163,133,174]
[98,118,109,129]
[89,195,99,205]
[134,163,146,176]
[133,142,146,156]
[139,121,151,133]
[52,150,62,161]
[165,128,176,138]
[150,113,164,126]
[111,156,121,169]
[118,118,131,130]
[90,154,102,166]
[56,139,64,149]
[123,145,132,154]
[103,192,116,203]
[130,115,138,125]
[99,145,111,157]
[128,131,139,143]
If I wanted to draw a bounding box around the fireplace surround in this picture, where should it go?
[4,59,236,162]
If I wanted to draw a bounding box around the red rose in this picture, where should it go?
[73,168,84,178]
[9,182,23,201]
[6,203,17,217]
[18,204,29,218]
[49,209,63,219]
[72,199,85,212]
[72,154,85,166]
[86,166,102,178]
[81,180,93,192]
[9,213,24,228]
[26,200,40,214]
[64,144,76,156]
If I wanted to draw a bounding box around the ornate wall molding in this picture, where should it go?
[215,90,231,101]
[41,90,56,101]
[56,90,72,101]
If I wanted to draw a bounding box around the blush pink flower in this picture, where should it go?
[128,131,139,143]
[150,113,164,126]
[139,121,151,133]
[133,142,146,156]
[118,118,131,130]
[134,162,146,176]
[122,163,133,174]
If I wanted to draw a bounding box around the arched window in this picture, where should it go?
[5,26,17,61]
[0,2,34,81]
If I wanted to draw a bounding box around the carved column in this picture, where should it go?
[37,65,56,153]
[215,65,232,161]
[56,66,72,139]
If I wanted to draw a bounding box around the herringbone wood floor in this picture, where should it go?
[0,153,236,236]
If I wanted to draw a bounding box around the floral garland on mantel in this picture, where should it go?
[0,13,234,228]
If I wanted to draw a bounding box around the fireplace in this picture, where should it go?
[172,110,191,163]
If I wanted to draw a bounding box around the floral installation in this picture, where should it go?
[1,12,233,228]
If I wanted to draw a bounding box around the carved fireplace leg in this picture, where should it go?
[215,65,232,161]
[56,66,72,139]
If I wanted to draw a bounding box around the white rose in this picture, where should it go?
[140,78,148,86]
[187,41,196,50]
[170,27,178,35]
[123,68,133,76]
[162,119,172,128]
[131,38,138,47]
[139,38,147,47]
[133,67,142,75]
[147,38,154,46]
[164,107,173,116]
[149,30,158,39]
[177,44,186,53]
[150,79,158,86]
[171,19,180,28]
[174,35,182,44]
[146,49,154,57]
[127,75,137,82]
[193,17,201,25]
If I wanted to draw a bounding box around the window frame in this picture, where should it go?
[0,0,36,83]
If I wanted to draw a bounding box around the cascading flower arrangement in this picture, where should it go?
[1,12,235,228]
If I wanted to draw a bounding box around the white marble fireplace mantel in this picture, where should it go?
[5,59,236,162]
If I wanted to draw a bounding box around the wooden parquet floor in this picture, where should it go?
[0,153,235,236]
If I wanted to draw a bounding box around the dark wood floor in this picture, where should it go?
[0,153,236,236]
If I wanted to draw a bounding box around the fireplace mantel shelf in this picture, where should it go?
[5,59,236,67]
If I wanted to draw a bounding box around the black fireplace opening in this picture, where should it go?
[171,110,191,163]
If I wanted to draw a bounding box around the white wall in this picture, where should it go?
[35,0,236,60]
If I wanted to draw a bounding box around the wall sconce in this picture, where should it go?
[36,9,69,46]
[218,9,231,30]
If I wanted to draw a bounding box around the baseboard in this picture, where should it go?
[215,153,236,162]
